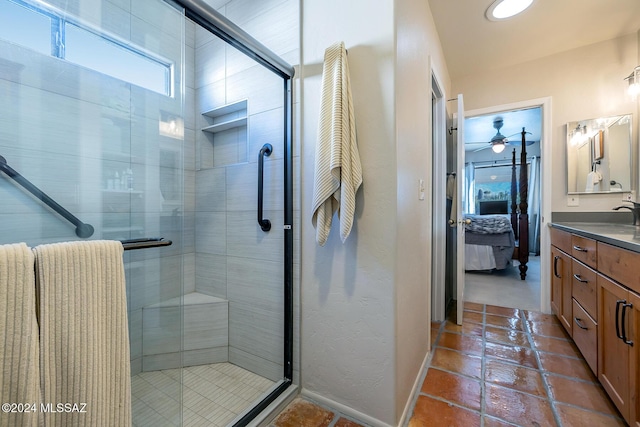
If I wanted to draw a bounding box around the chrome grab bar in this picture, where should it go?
[257,144,272,232]
[0,155,94,238]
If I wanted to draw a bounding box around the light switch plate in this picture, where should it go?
[567,195,579,207]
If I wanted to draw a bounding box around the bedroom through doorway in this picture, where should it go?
[461,106,542,312]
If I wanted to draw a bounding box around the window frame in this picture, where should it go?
[1,0,174,96]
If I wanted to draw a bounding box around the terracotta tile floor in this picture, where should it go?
[271,398,366,427]
[409,302,625,427]
[272,303,625,427]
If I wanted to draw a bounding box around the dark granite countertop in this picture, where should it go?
[551,222,640,253]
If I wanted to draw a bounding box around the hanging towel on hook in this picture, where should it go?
[312,41,363,246]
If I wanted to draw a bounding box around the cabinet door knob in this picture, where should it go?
[574,317,588,330]
[573,245,588,252]
[616,300,626,340]
[553,255,561,278]
[573,274,588,283]
[622,303,634,346]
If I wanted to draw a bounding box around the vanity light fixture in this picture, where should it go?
[570,124,587,146]
[624,66,640,100]
[486,0,534,21]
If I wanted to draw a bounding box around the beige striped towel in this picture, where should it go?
[311,41,363,246]
[0,243,41,427]
[34,240,131,427]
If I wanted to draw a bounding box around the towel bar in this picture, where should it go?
[120,237,172,251]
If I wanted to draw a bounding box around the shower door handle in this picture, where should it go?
[258,144,273,232]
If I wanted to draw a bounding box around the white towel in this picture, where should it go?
[312,41,363,246]
[585,170,602,192]
[0,243,40,427]
[34,240,131,426]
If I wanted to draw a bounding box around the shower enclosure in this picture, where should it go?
[0,0,295,425]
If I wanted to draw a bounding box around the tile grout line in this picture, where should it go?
[417,392,481,416]
[522,310,564,427]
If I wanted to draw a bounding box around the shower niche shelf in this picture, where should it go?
[199,100,249,169]
[201,99,247,134]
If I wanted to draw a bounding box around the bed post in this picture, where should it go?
[511,149,518,239]
[518,128,529,280]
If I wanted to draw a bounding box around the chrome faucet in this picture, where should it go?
[612,201,640,226]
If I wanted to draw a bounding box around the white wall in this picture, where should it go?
[301,0,452,424]
[394,0,451,422]
[453,33,639,213]
[301,0,397,424]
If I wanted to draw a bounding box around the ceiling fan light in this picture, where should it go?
[492,142,506,153]
[486,0,534,21]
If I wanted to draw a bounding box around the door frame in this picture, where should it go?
[431,72,447,322]
[463,97,552,313]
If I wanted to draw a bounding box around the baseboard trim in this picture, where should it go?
[398,350,431,426]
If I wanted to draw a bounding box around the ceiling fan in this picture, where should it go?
[473,117,535,153]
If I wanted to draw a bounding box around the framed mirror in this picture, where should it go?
[566,114,632,194]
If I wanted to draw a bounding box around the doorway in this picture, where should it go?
[463,106,542,310]
[438,97,552,317]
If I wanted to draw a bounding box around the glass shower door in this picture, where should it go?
[0,0,186,424]
[172,15,290,425]
[0,0,294,424]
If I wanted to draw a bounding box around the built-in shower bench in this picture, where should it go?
[141,292,229,372]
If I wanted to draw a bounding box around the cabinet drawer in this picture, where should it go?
[550,227,572,254]
[571,235,597,269]
[572,299,598,375]
[572,260,597,321]
[597,242,640,294]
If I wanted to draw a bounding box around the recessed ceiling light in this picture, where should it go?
[486,0,534,21]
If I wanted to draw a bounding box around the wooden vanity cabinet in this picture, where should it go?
[550,227,640,425]
[597,242,640,425]
[630,291,640,427]
[598,274,632,420]
[550,245,572,334]
[550,228,573,335]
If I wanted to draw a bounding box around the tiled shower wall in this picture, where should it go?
[187,0,300,382]
[0,0,300,384]
[0,0,186,381]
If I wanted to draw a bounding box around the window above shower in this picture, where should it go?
[0,0,173,96]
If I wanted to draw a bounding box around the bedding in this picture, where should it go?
[464,214,515,271]
[464,214,512,234]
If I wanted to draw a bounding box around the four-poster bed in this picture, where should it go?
[463,127,529,279]
[512,127,529,280]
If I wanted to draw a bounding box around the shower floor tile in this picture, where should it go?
[132,362,276,427]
